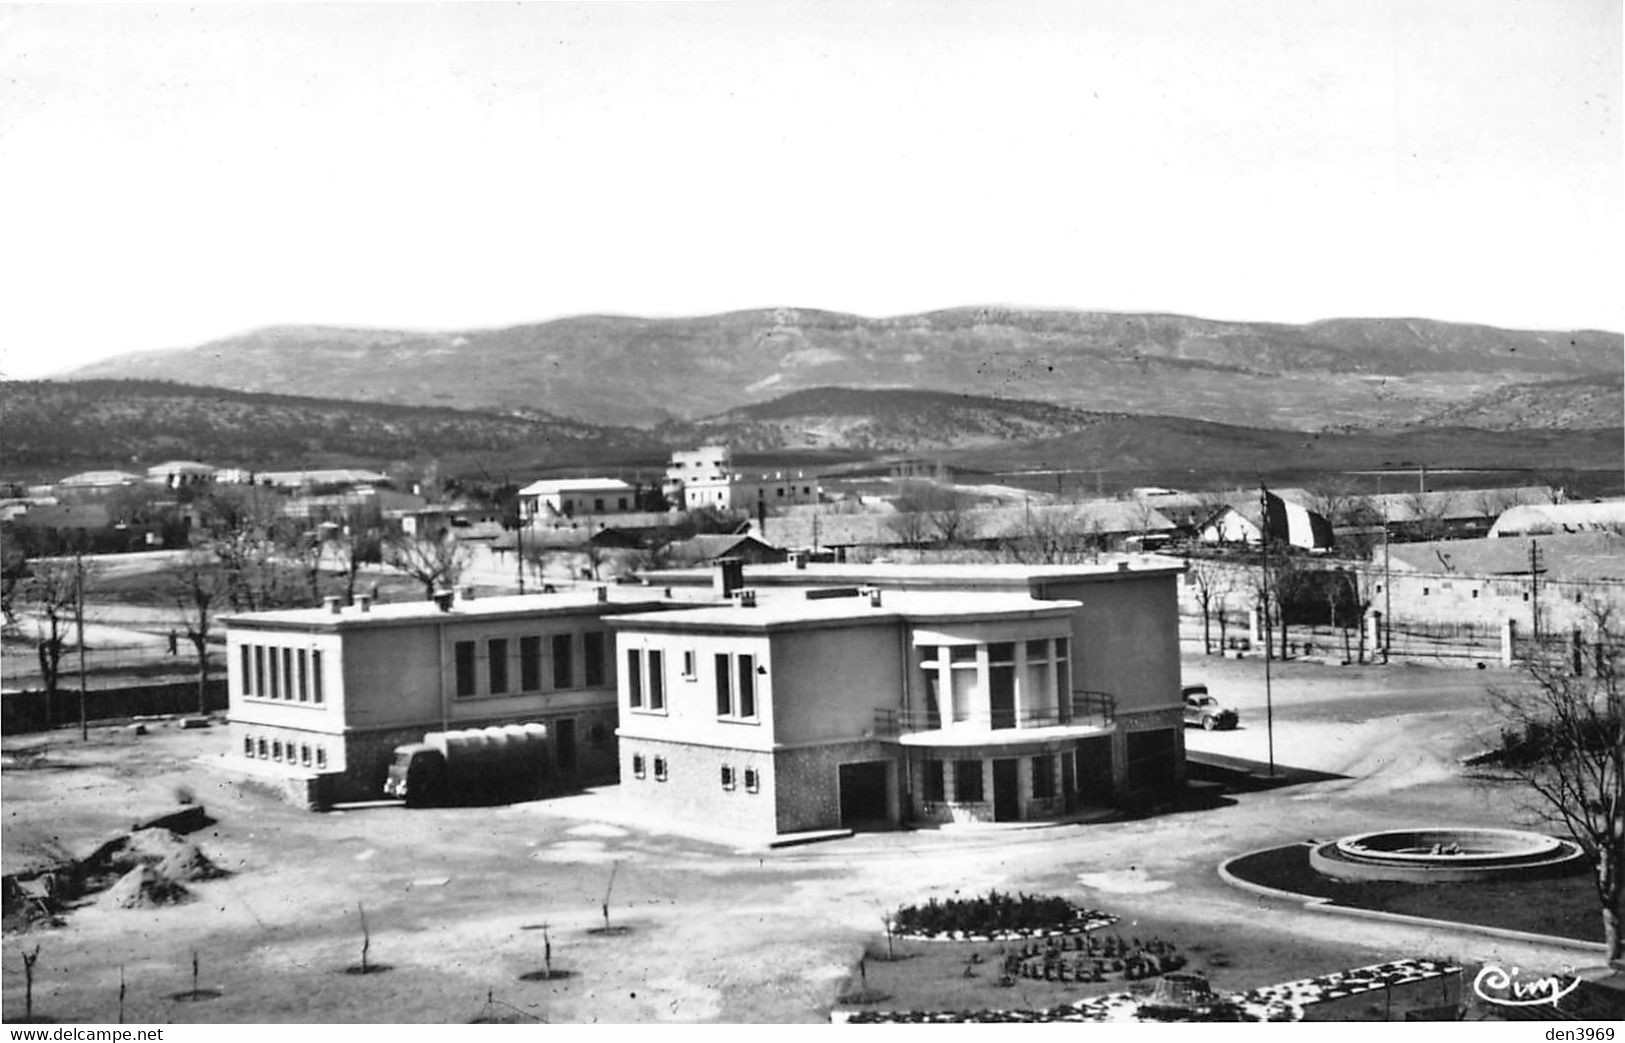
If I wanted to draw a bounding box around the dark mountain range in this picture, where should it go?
[61,309,1622,431]
[0,380,660,480]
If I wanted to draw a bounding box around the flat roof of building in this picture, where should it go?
[224,587,686,632]
[609,589,1079,634]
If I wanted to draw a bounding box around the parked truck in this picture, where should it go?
[384,723,550,806]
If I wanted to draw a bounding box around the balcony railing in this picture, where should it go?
[873,689,1115,737]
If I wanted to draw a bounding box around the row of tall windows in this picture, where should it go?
[240,644,324,704]
[917,638,1069,728]
[242,733,327,769]
[454,631,608,698]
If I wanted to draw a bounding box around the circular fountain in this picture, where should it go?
[1309,827,1587,884]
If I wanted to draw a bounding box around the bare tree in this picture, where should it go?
[274,518,328,604]
[19,555,90,713]
[1186,558,1235,655]
[1402,490,1456,543]
[329,506,384,603]
[169,551,231,714]
[196,488,290,611]
[1,539,27,634]
[385,531,468,599]
[1487,603,1623,966]
[997,508,1104,565]
[887,509,932,549]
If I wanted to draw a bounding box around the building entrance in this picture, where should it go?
[838,761,890,827]
[992,758,1020,821]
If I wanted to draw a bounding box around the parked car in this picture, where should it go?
[1182,684,1239,730]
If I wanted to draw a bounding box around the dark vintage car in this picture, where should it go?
[1182,684,1239,730]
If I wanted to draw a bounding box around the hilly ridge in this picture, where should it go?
[62,308,1623,431]
[0,380,659,477]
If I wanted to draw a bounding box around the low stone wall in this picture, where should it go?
[2,680,227,734]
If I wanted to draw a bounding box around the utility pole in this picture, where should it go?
[1258,485,1276,778]
[1529,539,1543,643]
[75,555,87,741]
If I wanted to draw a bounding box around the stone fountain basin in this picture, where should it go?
[1309,827,1587,884]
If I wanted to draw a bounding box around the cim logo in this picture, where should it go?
[1473,964,1582,1008]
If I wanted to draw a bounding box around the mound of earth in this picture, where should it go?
[93,828,225,883]
[102,865,191,909]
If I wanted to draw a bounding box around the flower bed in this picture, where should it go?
[833,959,1462,1023]
[888,889,1117,941]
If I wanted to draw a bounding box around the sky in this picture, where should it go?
[1,0,1619,380]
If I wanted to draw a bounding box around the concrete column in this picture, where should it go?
[1501,618,1516,668]
[934,649,952,728]
[1013,641,1028,725]
[1249,605,1265,648]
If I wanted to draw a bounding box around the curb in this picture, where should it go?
[1217,845,1609,955]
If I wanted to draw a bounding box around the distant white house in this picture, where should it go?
[244,468,390,490]
[145,460,217,489]
[57,470,143,491]
[1490,500,1625,538]
[1197,494,1333,552]
[520,478,638,520]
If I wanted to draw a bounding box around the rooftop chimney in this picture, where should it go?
[867,587,883,608]
[714,557,744,598]
[736,589,757,608]
[432,590,454,612]
[1117,561,1131,572]
[596,585,608,603]
[324,595,342,615]
[356,594,373,613]
[459,585,476,602]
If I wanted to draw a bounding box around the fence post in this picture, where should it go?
[1501,618,1516,668]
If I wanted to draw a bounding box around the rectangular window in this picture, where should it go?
[1025,638,1049,659]
[552,634,574,689]
[297,649,309,702]
[312,650,324,704]
[257,737,267,758]
[488,638,509,694]
[721,765,735,790]
[654,756,667,781]
[244,736,254,757]
[583,632,606,686]
[647,649,665,710]
[925,760,946,802]
[282,648,294,699]
[715,652,732,715]
[737,656,756,718]
[520,635,542,691]
[949,645,976,663]
[316,747,326,769]
[241,646,253,696]
[954,760,984,803]
[454,640,477,697]
[682,650,697,679]
[300,744,311,767]
[1032,756,1055,800]
[632,754,646,778]
[627,649,643,708]
[272,740,283,761]
[268,648,280,699]
[744,768,759,793]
